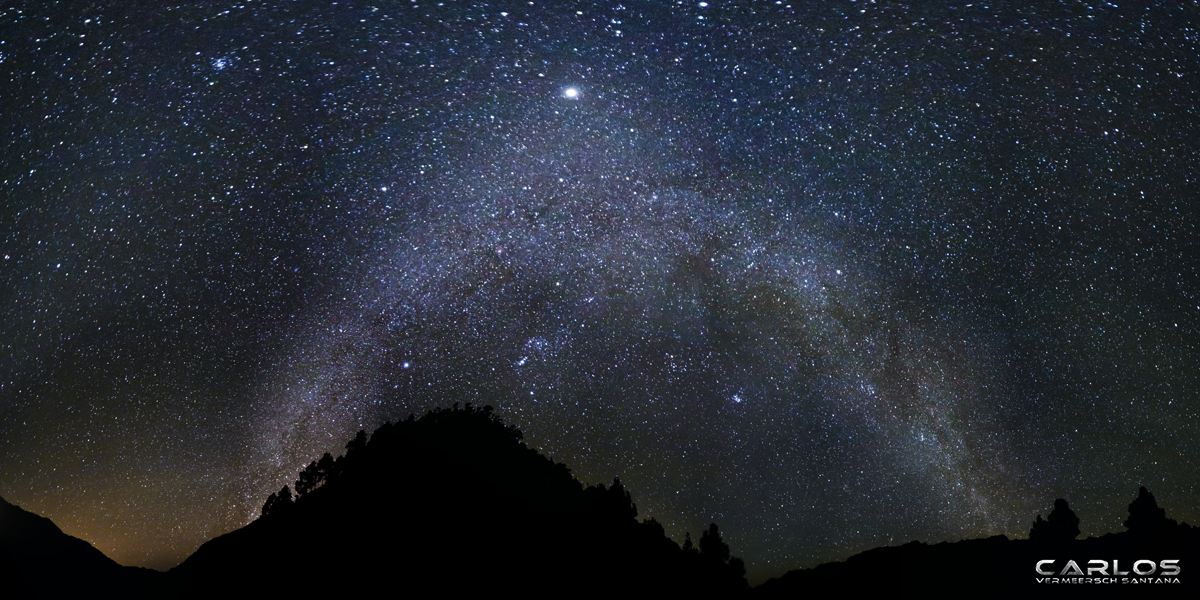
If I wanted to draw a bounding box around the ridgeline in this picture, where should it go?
[4,405,1196,596]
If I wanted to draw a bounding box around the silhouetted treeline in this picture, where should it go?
[757,487,1199,597]
[8,405,1196,597]
[172,404,749,595]
[1030,497,1081,542]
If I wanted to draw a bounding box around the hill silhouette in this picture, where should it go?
[755,492,1199,597]
[0,494,163,594]
[7,407,1196,596]
[170,404,748,595]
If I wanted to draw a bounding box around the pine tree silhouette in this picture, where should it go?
[185,404,751,594]
[261,485,293,517]
[699,523,731,563]
[698,523,749,591]
[1029,514,1049,540]
[1124,486,1175,534]
[1030,498,1080,542]
[345,430,367,456]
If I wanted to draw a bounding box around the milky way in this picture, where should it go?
[2,1,1197,583]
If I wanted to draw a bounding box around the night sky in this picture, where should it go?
[2,0,1197,585]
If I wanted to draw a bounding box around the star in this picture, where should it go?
[2,1,1195,587]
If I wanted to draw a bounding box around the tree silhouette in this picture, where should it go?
[293,452,338,499]
[210,404,751,594]
[261,485,293,517]
[261,492,277,517]
[1124,486,1175,534]
[699,523,731,563]
[294,461,318,497]
[697,523,748,591]
[316,452,335,483]
[345,430,367,457]
[1030,498,1080,542]
[589,477,637,522]
[1029,515,1050,539]
[277,485,292,505]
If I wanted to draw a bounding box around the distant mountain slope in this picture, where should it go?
[171,404,748,595]
[0,494,160,592]
[755,528,1199,597]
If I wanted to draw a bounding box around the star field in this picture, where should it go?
[2,0,1198,584]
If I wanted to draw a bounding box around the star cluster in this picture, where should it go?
[2,0,1197,584]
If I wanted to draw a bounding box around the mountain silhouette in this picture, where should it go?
[8,408,1196,597]
[170,404,749,595]
[0,494,163,593]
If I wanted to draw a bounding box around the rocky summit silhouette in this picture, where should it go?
[170,404,749,595]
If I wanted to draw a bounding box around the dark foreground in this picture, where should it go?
[3,406,1196,597]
